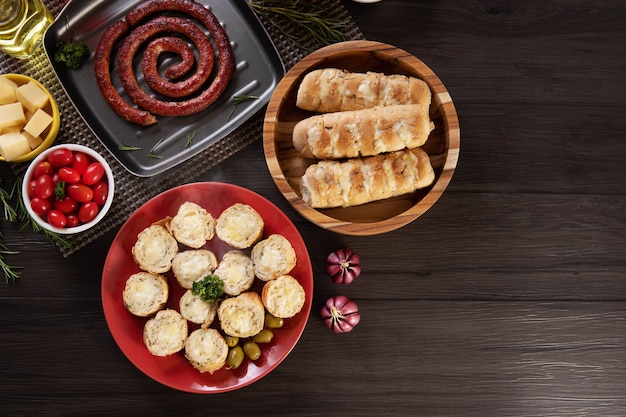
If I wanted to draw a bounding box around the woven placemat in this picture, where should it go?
[2,0,363,256]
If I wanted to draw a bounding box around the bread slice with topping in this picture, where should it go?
[171,249,218,289]
[251,234,297,281]
[213,250,255,296]
[143,309,188,357]
[217,292,265,338]
[215,203,264,249]
[168,201,215,248]
[261,275,306,318]
[185,328,228,374]
[179,289,218,327]
[132,224,179,274]
[122,271,169,317]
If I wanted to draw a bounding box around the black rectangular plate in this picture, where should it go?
[44,0,284,177]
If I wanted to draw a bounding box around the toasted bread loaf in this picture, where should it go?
[143,309,188,357]
[251,234,297,281]
[171,249,218,289]
[261,275,306,319]
[213,250,255,296]
[217,292,265,338]
[292,104,434,159]
[301,148,435,208]
[296,68,432,113]
[215,203,264,249]
[122,272,169,317]
[168,201,215,248]
[184,328,228,374]
[132,224,179,274]
[179,289,218,327]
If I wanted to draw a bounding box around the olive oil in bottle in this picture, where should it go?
[0,0,53,59]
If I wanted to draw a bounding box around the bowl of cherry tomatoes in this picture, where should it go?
[22,144,115,234]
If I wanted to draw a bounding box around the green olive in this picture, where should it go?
[225,335,239,347]
[252,329,274,344]
[264,313,284,329]
[243,341,261,361]
[227,346,244,369]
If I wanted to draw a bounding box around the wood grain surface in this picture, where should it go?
[1,0,626,416]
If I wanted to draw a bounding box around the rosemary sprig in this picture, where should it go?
[229,95,259,120]
[248,0,351,51]
[185,130,196,148]
[119,143,141,151]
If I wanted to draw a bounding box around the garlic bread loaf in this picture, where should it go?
[171,249,218,289]
[217,292,265,338]
[215,203,264,249]
[251,234,297,281]
[292,104,434,159]
[179,289,218,327]
[132,224,179,274]
[184,328,229,374]
[261,275,306,319]
[213,250,255,296]
[301,148,435,208]
[122,271,169,317]
[168,201,215,248]
[296,68,432,113]
[143,309,188,357]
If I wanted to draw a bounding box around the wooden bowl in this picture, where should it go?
[263,40,460,235]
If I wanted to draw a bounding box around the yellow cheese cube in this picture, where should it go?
[0,131,31,161]
[21,130,44,150]
[0,75,18,90]
[0,81,16,105]
[16,81,49,114]
[24,108,52,138]
[0,102,26,129]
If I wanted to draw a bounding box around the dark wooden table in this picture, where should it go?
[2,1,626,416]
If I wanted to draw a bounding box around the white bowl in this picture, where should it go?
[22,144,115,234]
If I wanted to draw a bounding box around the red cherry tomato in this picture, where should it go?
[53,195,78,214]
[33,161,53,178]
[27,180,37,199]
[47,210,67,228]
[78,202,99,223]
[91,181,109,206]
[67,184,93,203]
[66,214,80,228]
[35,174,54,199]
[70,151,90,175]
[82,162,105,186]
[47,148,74,167]
[57,167,81,184]
[30,197,51,216]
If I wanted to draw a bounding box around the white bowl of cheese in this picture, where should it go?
[0,74,60,163]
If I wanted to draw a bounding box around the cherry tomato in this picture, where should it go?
[70,151,90,175]
[33,161,53,178]
[30,197,51,216]
[78,202,99,223]
[66,184,93,203]
[47,210,67,228]
[35,174,54,199]
[92,181,109,206]
[66,214,80,228]
[27,180,37,199]
[53,195,78,214]
[57,167,81,184]
[82,162,105,186]
[47,148,73,167]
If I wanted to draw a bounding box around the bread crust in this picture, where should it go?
[184,328,228,374]
[123,271,169,317]
[261,275,306,319]
[143,309,188,357]
[217,292,265,338]
[292,104,434,159]
[213,250,255,296]
[215,203,264,249]
[132,224,179,274]
[301,148,435,208]
[171,249,218,289]
[168,201,215,248]
[251,234,297,281]
[296,68,432,113]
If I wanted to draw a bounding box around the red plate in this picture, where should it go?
[101,182,313,393]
